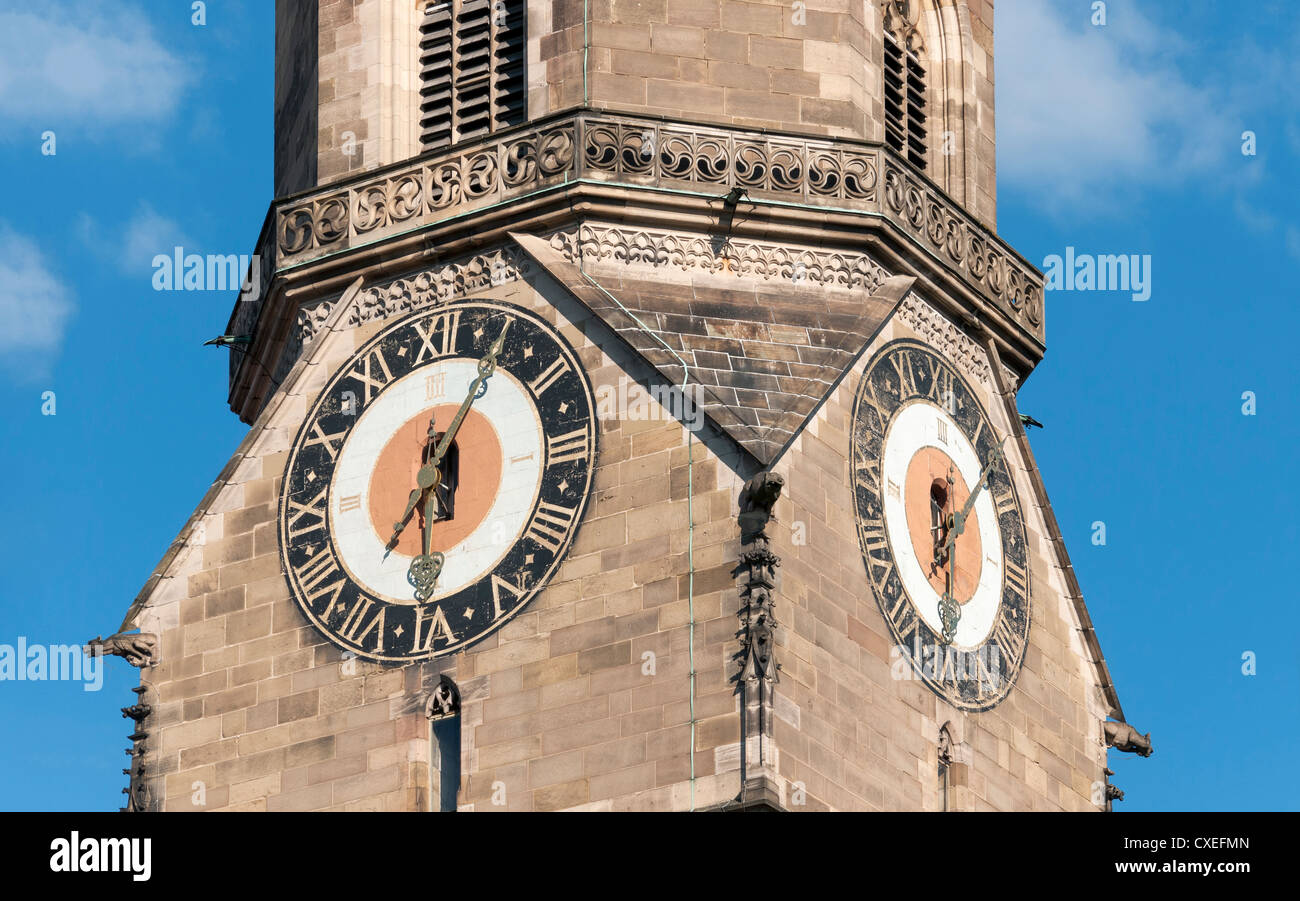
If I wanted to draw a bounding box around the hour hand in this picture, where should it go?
[385,488,425,555]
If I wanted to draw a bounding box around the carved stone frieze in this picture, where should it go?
[550,224,890,292]
[234,111,1047,421]
[883,161,1043,336]
[254,112,1040,341]
[895,293,996,388]
[276,123,576,260]
[286,245,535,369]
[582,119,878,202]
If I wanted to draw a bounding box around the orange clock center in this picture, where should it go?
[367,405,502,556]
[903,446,982,603]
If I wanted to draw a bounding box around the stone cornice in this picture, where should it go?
[228,108,1045,422]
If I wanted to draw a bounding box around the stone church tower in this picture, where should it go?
[101,0,1152,811]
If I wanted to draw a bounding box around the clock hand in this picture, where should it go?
[409,318,512,493]
[938,436,1007,560]
[937,434,1008,643]
[385,417,442,557]
[401,318,512,597]
[408,493,445,602]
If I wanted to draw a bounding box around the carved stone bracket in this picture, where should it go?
[85,632,158,668]
[1104,719,1154,757]
[425,674,461,720]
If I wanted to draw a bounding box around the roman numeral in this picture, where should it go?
[414,310,461,363]
[336,596,386,650]
[1004,556,1028,597]
[892,600,917,643]
[547,429,589,465]
[924,355,955,408]
[490,574,525,619]
[425,373,445,401]
[529,357,569,397]
[857,391,886,432]
[286,488,329,539]
[412,604,455,654]
[854,455,882,491]
[525,502,578,553]
[975,649,1001,695]
[935,646,958,684]
[296,551,346,619]
[860,519,894,587]
[347,348,393,405]
[304,422,346,461]
[994,486,1018,518]
[339,494,361,513]
[993,613,1025,663]
[888,350,919,398]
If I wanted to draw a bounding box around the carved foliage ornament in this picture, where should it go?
[288,245,534,366]
[550,225,890,293]
[735,472,785,687]
[883,0,925,54]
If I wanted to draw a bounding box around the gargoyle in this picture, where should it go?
[738,471,784,538]
[1104,720,1153,757]
[85,632,158,667]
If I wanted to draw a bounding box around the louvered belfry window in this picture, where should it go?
[883,31,927,171]
[419,0,526,151]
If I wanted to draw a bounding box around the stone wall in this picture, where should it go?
[137,269,755,811]
[765,293,1108,811]
[279,0,997,223]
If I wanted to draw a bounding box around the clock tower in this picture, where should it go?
[104,0,1152,812]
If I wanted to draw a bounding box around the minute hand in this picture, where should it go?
[944,438,1007,553]
[413,319,512,489]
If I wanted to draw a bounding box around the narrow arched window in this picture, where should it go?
[426,675,462,812]
[419,0,527,151]
[883,0,928,171]
[937,722,954,811]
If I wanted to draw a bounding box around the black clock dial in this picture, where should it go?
[279,300,597,663]
[850,339,1030,710]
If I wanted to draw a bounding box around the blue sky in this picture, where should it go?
[0,0,1295,811]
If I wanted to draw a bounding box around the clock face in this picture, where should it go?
[278,300,597,663]
[850,339,1029,710]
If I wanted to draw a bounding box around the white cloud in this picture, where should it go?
[996,1,1231,211]
[77,204,192,275]
[0,3,189,135]
[0,223,75,376]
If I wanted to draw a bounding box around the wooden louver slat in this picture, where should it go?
[421,0,525,151]
[883,32,927,171]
